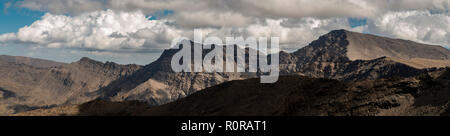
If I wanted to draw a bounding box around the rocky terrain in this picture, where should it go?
[278,30,450,80]
[0,57,141,115]
[3,29,450,115]
[143,69,450,116]
[15,68,450,116]
[96,30,450,107]
[93,44,257,106]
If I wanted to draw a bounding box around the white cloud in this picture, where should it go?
[2,0,449,53]
[0,9,182,51]
[14,0,449,28]
[16,0,449,17]
[201,18,357,49]
[18,0,104,14]
[169,11,254,28]
[0,9,355,51]
[365,11,450,47]
[0,33,16,43]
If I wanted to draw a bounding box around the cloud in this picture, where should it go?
[201,18,357,49]
[17,0,104,14]
[16,0,449,17]
[12,0,448,28]
[0,33,16,43]
[365,10,450,47]
[0,9,358,51]
[0,10,182,51]
[168,11,254,28]
[380,0,449,11]
[2,0,449,52]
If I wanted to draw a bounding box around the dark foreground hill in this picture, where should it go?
[15,68,450,116]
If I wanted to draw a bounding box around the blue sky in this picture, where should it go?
[348,18,367,28]
[0,2,167,64]
[0,1,44,34]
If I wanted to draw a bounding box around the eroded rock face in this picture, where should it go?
[96,44,257,106]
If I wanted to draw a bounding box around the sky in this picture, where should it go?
[0,0,449,65]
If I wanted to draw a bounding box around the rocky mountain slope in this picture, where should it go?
[15,68,450,116]
[279,30,450,80]
[95,44,257,106]
[94,30,450,107]
[0,57,141,115]
[3,29,450,115]
[143,68,450,116]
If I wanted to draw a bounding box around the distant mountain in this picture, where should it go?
[0,57,141,115]
[14,68,450,116]
[279,30,450,80]
[3,29,450,115]
[0,55,65,68]
[95,43,257,106]
[97,30,450,107]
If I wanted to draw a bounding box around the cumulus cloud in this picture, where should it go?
[0,9,357,51]
[1,0,449,53]
[0,33,16,44]
[365,11,450,47]
[0,10,182,51]
[13,0,449,28]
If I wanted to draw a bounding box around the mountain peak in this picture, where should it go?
[329,29,350,34]
[79,57,95,62]
[299,30,450,61]
[322,29,354,39]
[77,57,103,65]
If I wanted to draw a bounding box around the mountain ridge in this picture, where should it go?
[14,68,450,116]
[0,56,142,115]
[0,55,65,68]
[3,29,450,115]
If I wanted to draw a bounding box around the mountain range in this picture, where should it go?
[14,68,450,116]
[2,29,450,116]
